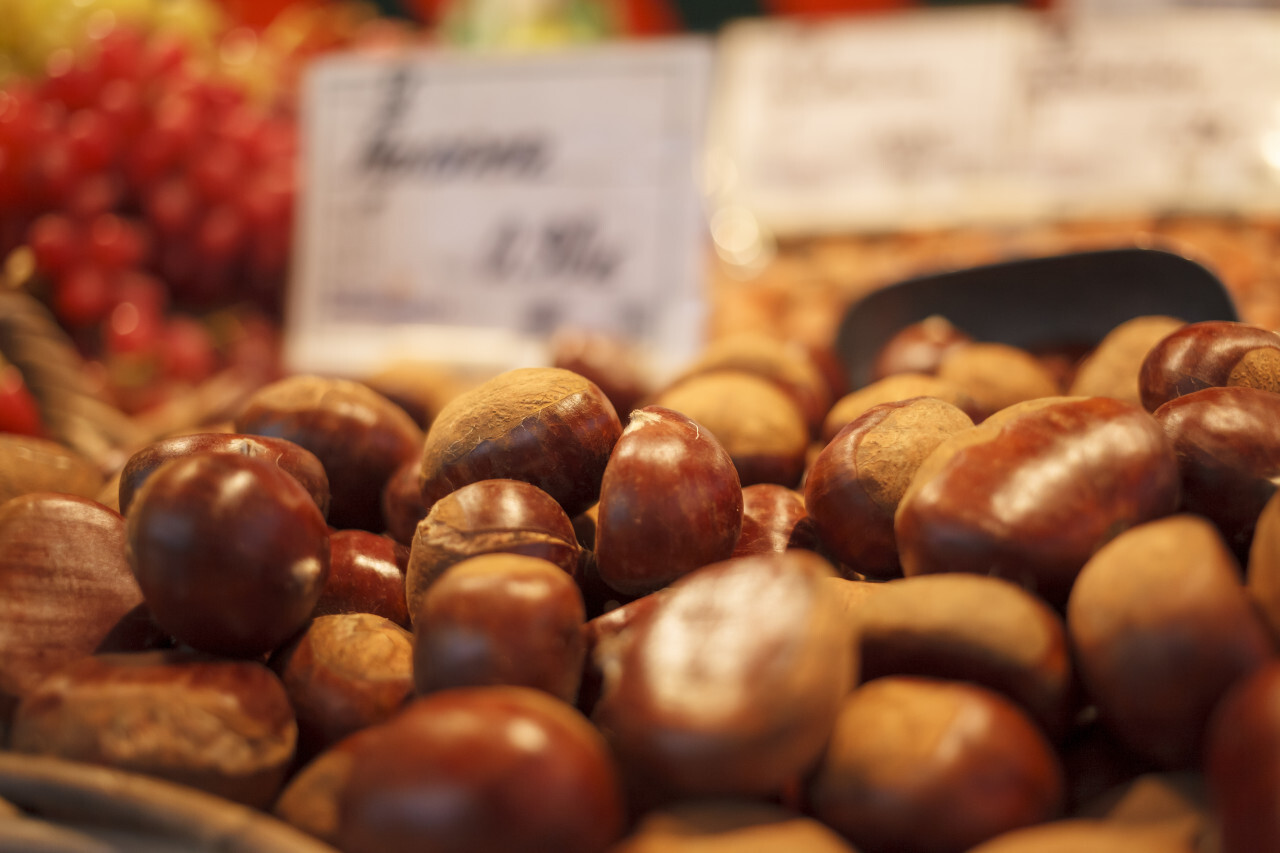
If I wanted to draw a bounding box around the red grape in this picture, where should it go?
[0,364,43,438]
[189,141,245,204]
[105,297,163,355]
[144,176,198,236]
[87,213,150,270]
[160,315,218,383]
[54,265,114,328]
[67,109,119,173]
[66,171,126,220]
[43,48,97,110]
[27,213,82,275]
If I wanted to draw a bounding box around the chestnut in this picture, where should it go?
[612,800,856,852]
[731,482,821,558]
[10,650,297,808]
[895,396,1181,606]
[806,676,1064,853]
[1204,661,1280,853]
[381,457,427,546]
[870,315,973,382]
[591,551,852,800]
[418,367,622,519]
[594,406,743,596]
[1153,385,1280,559]
[274,726,383,845]
[336,686,625,853]
[935,342,1062,420]
[1139,320,1280,412]
[0,434,104,506]
[235,374,423,531]
[966,818,1202,852]
[117,431,331,518]
[412,553,586,703]
[405,478,580,623]
[0,493,143,731]
[270,612,415,760]
[1248,489,1280,639]
[317,529,410,628]
[806,397,973,579]
[551,329,653,419]
[1068,514,1274,768]
[822,373,980,442]
[1068,315,1185,405]
[126,451,331,657]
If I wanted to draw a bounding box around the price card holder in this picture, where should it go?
[287,38,714,381]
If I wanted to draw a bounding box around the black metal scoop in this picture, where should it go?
[833,247,1240,389]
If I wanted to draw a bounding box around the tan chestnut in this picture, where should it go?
[936,342,1062,419]
[274,727,382,846]
[1248,489,1280,640]
[1068,514,1274,768]
[896,396,1181,606]
[966,819,1202,853]
[1068,315,1185,405]
[418,366,622,518]
[592,551,852,800]
[0,434,103,506]
[0,493,143,731]
[806,397,973,578]
[10,650,297,808]
[806,676,1064,853]
[852,573,1073,737]
[1139,320,1280,412]
[405,478,580,623]
[270,612,415,760]
[337,686,625,853]
[235,374,423,531]
[413,553,586,703]
[611,799,857,853]
[594,406,743,596]
[822,373,979,442]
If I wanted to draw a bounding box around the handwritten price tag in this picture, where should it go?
[288,39,714,380]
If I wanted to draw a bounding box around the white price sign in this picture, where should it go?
[288,39,714,380]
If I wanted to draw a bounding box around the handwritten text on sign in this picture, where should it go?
[288,40,713,379]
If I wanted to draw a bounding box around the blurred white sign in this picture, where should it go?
[289,38,714,380]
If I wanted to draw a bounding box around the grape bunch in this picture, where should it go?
[0,18,296,411]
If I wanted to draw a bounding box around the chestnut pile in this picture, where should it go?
[2,316,1280,853]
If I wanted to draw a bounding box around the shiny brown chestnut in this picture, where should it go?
[405,478,580,623]
[1068,514,1274,768]
[731,483,821,558]
[577,590,667,717]
[126,452,331,657]
[551,329,653,419]
[274,726,383,845]
[653,370,810,487]
[895,396,1181,606]
[10,650,297,808]
[317,529,410,628]
[270,612,414,760]
[418,367,622,519]
[235,375,423,531]
[381,457,427,546]
[0,493,143,730]
[0,434,104,506]
[591,551,852,800]
[413,553,586,703]
[1204,661,1280,853]
[1153,385,1280,559]
[337,686,625,853]
[806,397,973,579]
[870,315,973,382]
[117,431,331,518]
[594,406,743,596]
[806,676,1064,853]
[1139,320,1280,412]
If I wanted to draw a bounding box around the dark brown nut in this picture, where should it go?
[405,478,580,623]
[806,397,973,579]
[591,551,852,800]
[0,435,104,506]
[672,333,834,438]
[966,819,1202,853]
[117,431,331,518]
[852,573,1073,738]
[362,360,470,429]
[270,612,414,761]
[594,406,743,596]
[235,375,423,531]
[1248,490,1280,640]
[337,686,625,853]
[822,373,980,443]
[936,342,1062,419]
[895,396,1181,607]
[551,329,653,419]
[731,483,820,558]
[1068,315,1186,405]
[1154,385,1280,559]
[381,457,427,546]
[317,529,410,628]
[126,452,331,658]
[1067,514,1274,768]
[806,676,1063,853]
[0,493,143,731]
[577,590,667,717]
[1139,320,1280,412]
[653,371,809,487]
[870,315,973,382]
[1205,662,1280,853]
[274,727,382,846]
[610,799,857,853]
[418,366,622,519]
[413,553,586,703]
[10,650,297,808]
